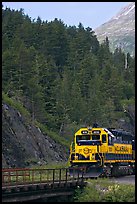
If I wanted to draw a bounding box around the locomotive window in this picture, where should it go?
[102,134,106,143]
[108,134,114,145]
[76,135,90,143]
[92,135,100,140]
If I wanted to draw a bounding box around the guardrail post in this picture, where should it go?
[65,168,67,184]
[53,169,55,185]
[59,169,61,185]
[47,169,49,181]
[2,172,4,184]
[16,170,18,184]
[32,169,34,183]
[8,171,11,185]
[40,170,42,183]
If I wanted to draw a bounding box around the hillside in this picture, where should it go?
[2,99,135,168]
[2,101,68,168]
[95,2,135,56]
[2,6,135,168]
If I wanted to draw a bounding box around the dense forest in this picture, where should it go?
[2,6,135,140]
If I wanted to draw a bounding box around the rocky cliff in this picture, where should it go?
[2,103,68,168]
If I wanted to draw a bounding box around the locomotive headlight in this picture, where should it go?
[87,126,92,131]
[74,155,78,160]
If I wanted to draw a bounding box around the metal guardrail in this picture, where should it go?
[2,167,84,187]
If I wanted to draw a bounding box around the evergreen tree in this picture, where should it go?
[2,6,135,132]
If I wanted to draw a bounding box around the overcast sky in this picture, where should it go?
[2,2,130,29]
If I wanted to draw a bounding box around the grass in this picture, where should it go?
[74,178,135,202]
[2,92,30,118]
[30,161,69,169]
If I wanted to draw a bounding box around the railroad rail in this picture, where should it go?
[2,167,86,202]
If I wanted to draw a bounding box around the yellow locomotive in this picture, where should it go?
[69,124,135,177]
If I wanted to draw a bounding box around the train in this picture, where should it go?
[68,124,135,177]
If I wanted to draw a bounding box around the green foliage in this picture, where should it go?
[74,179,135,202]
[2,6,135,136]
[74,185,102,202]
[104,184,135,202]
[2,92,30,118]
[121,98,135,107]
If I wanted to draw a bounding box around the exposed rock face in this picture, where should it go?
[2,103,68,168]
[95,2,135,56]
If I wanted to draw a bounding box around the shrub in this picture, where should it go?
[74,179,135,202]
[103,183,135,202]
[74,185,103,202]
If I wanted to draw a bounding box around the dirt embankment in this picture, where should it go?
[2,103,68,168]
